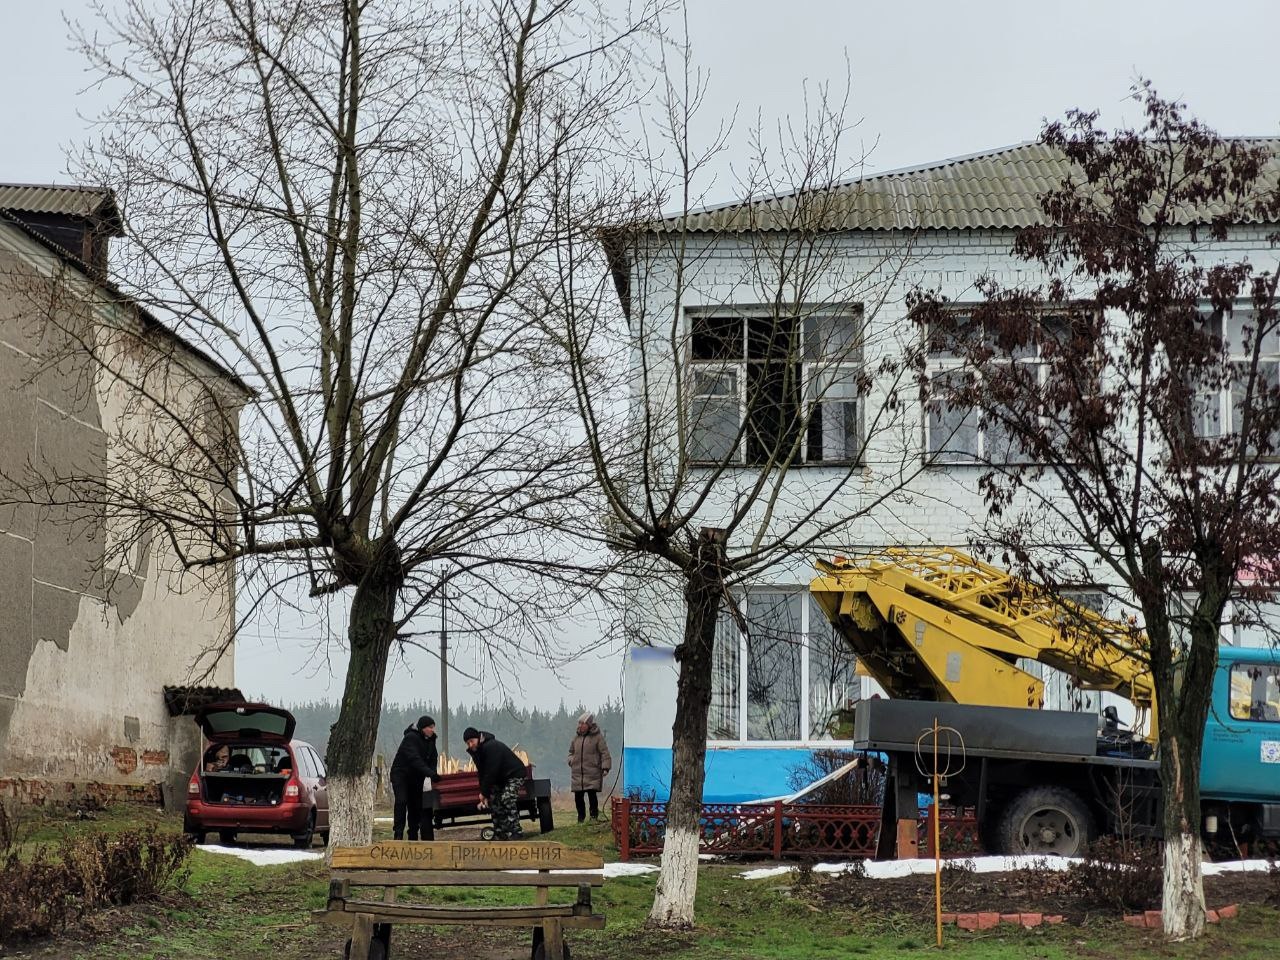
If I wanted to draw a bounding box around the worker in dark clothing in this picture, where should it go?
[390,716,438,841]
[463,727,526,840]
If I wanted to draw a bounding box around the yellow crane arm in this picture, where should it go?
[809,548,1156,739]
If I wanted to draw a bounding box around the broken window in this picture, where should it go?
[688,310,862,465]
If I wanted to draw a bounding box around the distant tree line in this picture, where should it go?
[282,699,624,792]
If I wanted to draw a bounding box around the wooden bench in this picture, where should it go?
[314,840,605,960]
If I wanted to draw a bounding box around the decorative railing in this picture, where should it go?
[611,797,980,861]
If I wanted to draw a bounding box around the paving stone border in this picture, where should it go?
[941,904,1239,930]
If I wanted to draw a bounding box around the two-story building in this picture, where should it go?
[0,183,248,806]
[606,141,1280,803]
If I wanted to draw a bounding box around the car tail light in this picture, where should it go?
[188,774,200,796]
[284,778,301,799]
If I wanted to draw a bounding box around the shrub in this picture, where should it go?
[0,827,192,943]
[1065,836,1162,911]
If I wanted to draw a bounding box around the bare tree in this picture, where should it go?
[558,64,927,926]
[5,0,661,849]
[911,85,1280,940]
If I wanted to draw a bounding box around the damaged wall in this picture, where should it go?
[0,221,240,803]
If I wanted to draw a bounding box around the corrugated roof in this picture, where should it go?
[641,139,1280,234]
[0,183,122,230]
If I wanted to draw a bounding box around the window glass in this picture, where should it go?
[691,314,742,360]
[807,595,859,738]
[708,611,741,740]
[1229,663,1280,722]
[804,314,859,362]
[295,748,315,778]
[690,368,740,462]
[806,368,860,462]
[927,369,979,462]
[745,592,802,740]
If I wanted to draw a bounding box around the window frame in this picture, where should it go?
[924,307,1076,467]
[1228,661,1280,723]
[1193,305,1280,455]
[686,309,864,467]
[707,587,862,746]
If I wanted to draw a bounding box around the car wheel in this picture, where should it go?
[219,830,236,845]
[538,796,554,834]
[480,826,496,841]
[294,809,316,849]
[996,785,1095,857]
[185,830,206,845]
[321,830,330,846]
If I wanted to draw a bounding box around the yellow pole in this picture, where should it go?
[933,716,942,948]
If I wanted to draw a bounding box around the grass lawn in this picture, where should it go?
[2,804,1277,960]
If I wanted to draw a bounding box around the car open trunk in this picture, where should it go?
[201,772,288,806]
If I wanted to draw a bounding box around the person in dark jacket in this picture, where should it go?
[463,727,526,840]
[390,715,438,841]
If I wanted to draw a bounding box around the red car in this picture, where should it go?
[183,703,330,848]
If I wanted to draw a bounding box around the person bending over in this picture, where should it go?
[464,727,526,841]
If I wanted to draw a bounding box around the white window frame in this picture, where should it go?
[687,310,863,467]
[1193,305,1280,450]
[924,309,1070,466]
[708,588,862,747]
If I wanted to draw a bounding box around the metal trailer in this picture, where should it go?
[424,764,555,838]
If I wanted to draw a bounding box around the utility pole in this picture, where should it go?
[439,585,449,762]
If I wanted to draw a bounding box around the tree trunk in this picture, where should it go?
[1159,731,1205,940]
[324,556,401,857]
[649,529,727,929]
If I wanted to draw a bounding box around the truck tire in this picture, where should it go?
[538,796,555,834]
[997,785,1095,857]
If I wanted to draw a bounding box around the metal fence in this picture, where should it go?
[611,797,980,861]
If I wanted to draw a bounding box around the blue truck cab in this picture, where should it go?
[1200,645,1280,843]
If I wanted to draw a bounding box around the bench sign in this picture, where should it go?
[332,841,602,871]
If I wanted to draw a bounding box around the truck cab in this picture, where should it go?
[1201,647,1280,843]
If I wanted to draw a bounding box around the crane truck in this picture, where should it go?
[809,548,1280,858]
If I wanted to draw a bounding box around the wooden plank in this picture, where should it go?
[330,841,602,871]
[544,918,565,960]
[341,900,577,921]
[315,909,606,930]
[349,914,373,960]
[332,869,603,888]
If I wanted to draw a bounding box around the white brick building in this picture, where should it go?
[606,142,1280,802]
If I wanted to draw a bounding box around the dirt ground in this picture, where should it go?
[805,862,1280,924]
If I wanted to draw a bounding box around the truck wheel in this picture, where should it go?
[997,786,1095,857]
[538,797,555,834]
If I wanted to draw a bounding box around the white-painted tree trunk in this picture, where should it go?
[649,822,700,928]
[1161,830,1205,941]
[325,771,377,864]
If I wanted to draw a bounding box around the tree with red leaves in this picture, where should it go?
[911,84,1280,941]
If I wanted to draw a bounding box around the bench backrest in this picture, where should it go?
[331,841,603,888]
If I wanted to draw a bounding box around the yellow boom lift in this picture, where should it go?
[809,547,1156,740]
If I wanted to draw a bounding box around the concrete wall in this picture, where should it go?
[619,223,1280,802]
[0,224,236,802]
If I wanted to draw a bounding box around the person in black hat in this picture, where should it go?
[390,715,438,840]
[463,727,527,840]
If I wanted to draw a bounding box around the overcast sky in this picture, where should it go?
[4,0,1279,712]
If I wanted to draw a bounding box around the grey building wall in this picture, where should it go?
[0,225,237,803]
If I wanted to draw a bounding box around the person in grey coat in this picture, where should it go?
[567,712,612,822]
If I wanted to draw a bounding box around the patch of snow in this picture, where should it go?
[374,817,393,824]
[699,854,723,861]
[738,866,794,880]
[196,844,324,866]
[1202,860,1273,875]
[603,862,660,878]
